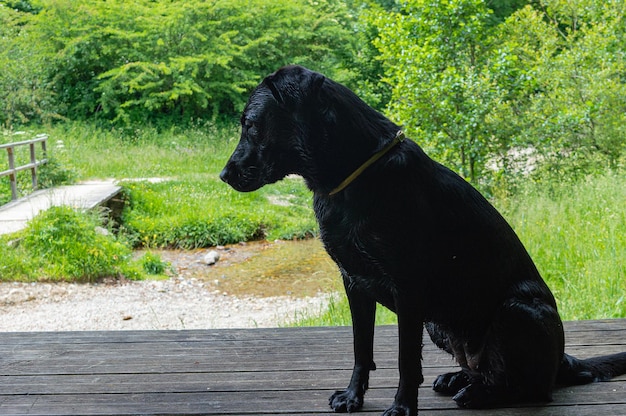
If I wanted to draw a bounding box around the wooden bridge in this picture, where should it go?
[0,180,122,235]
[1,320,625,415]
[0,135,122,235]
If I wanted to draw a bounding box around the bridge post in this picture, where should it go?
[7,146,18,200]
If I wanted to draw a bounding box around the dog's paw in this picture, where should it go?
[381,403,415,416]
[433,371,471,395]
[452,383,492,409]
[329,389,363,413]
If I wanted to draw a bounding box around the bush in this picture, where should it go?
[21,206,132,281]
[120,177,317,249]
[139,252,169,275]
[11,0,357,125]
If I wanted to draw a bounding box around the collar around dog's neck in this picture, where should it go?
[329,130,405,196]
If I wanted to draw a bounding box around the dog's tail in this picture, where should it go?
[557,352,626,385]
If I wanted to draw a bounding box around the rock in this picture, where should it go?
[204,250,220,265]
[95,226,110,236]
[2,288,32,305]
[7,238,22,248]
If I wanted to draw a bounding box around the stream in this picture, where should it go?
[148,238,342,298]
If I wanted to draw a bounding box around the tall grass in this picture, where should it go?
[498,172,626,320]
[293,171,626,325]
[39,122,318,247]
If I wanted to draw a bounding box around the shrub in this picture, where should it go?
[139,251,169,275]
[120,177,317,249]
[22,206,132,281]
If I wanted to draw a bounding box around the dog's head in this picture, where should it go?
[220,65,325,192]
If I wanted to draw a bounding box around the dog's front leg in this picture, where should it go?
[384,300,424,416]
[329,274,376,413]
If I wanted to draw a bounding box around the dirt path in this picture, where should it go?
[0,240,336,332]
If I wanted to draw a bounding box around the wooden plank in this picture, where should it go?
[2,321,624,346]
[1,368,623,396]
[0,135,47,150]
[1,382,625,415]
[1,331,621,358]
[0,159,47,177]
[3,343,623,374]
[0,181,121,235]
[0,321,625,415]
[2,347,625,378]
[563,319,626,332]
[1,328,624,377]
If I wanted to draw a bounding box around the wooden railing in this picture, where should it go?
[0,134,48,201]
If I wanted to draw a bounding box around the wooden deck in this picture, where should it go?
[1,320,625,415]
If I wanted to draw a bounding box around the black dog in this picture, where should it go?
[220,65,626,415]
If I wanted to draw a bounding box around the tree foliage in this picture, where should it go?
[1,0,358,125]
[0,3,56,125]
[370,0,626,184]
[1,0,624,184]
[370,0,505,181]
[503,1,626,174]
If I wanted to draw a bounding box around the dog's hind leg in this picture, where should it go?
[329,273,377,413]
[452,285,564,408]
[427,322,475,395]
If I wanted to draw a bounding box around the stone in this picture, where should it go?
[204,250,220,265]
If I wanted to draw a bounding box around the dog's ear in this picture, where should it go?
[309,72,325,96]
[263,74,285,104]
[263,66,325,105]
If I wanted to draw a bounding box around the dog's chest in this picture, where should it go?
[314,196,397,296]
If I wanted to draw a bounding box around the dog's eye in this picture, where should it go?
[243,119,259,137]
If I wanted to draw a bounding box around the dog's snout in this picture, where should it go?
[219,166,229,183]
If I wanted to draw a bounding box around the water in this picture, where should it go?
[154,238,341,298]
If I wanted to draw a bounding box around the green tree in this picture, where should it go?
[24,0,358,125]
[501,1,626,176]
[370,0,625,184]
[0,2,55,126]
[371,0,510,182]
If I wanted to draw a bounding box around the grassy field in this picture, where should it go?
[1,122,624,321]
[295,172,626,325]
[0,122,316,281]
[498,173,626,320]
[2,122,317,245]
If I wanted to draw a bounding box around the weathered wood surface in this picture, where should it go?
[0,180,121,235]
[1,320,625,415]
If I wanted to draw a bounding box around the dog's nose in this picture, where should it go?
[219,167,229,183]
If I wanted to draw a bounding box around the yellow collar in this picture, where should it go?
[329,130,405,196]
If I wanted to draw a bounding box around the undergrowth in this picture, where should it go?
[1,206,136,281]
[292,170,626,325]
[1,122,624,323]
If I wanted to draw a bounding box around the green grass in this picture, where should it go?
[50,122,317,247]
[3,122,318,249]
[120,176,316,248]
[0,206,140,281]
[291,294,397,327]
[498,172,626,320]
[1,122,624,322]
[293,171,626,325]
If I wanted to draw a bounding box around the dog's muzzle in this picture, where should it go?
[219,163,264,193]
